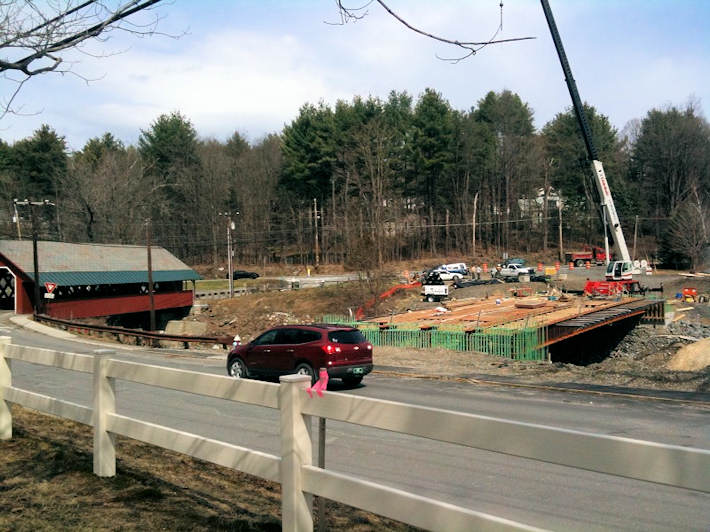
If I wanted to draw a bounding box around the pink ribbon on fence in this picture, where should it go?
[306,368,329,398]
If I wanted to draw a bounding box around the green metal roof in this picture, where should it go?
[0,240,201,286]
[25,270,200,286]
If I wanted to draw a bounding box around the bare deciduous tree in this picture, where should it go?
[333,0,534,62]
[668,186,709,270]
[1,0,168,116]
[62,145,145,244]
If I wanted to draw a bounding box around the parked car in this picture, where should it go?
[226,324,373,386]
[226,270,259,280]
[496,263,535,278]
[429,264,467,281]
[440,262,469,275]
[502,258,526,267]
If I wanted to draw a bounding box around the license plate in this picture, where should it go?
[352,367,364,375]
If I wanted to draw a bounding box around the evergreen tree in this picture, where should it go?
[138,111,201,256]
[225,131,250,160]
[80,133,124,170]
[473,90,536,252]
[542,104,627,244]
[8,124,67,200]
[280,102,336,202]
[409,88,455,212]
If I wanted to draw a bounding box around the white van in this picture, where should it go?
[430,263,468,280]
[442,263,468,275]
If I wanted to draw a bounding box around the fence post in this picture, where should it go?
[0,336,12,440]
[93,350,116,477]
[279,374,314,532]
[317,417,327,532]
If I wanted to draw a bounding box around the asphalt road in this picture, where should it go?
[2,314,708,531]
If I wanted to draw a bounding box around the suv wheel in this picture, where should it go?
[342,376,363,387]
[228,358,248,379]
[295,363,316,385]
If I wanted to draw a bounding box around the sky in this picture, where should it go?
[2,0,709,152]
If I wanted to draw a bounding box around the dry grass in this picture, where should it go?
[203,281,413,339]
[1,406,417,531]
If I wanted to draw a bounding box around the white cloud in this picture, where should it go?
[1,0,708,149]
[71,30,348,140]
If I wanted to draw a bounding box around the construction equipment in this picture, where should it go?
[565,246,609,267]
[541,0,637,285]
[354,280,422,320]
[682,287,698,303]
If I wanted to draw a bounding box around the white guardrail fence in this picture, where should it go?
[1,336,709,532]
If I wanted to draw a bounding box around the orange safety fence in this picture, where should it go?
[355,281,422,321]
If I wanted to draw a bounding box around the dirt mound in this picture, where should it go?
[201,281,411,340]
[666,337,710,371]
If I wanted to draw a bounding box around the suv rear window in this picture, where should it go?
[298,330,322,343]
[276,329,302,344]
[276,329,322,344]
[328,330,366,344]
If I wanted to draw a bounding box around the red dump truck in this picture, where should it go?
[565,246,609,267]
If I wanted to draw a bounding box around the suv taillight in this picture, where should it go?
[322,343,341,355]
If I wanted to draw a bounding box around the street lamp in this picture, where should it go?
[218,211,239,298]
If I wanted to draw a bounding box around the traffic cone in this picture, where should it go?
[569,262,574,270]
[585,261,591,269]
[537,262,543,272]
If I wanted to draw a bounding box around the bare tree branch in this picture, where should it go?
[334,0,535,62]
[0,0,173,116]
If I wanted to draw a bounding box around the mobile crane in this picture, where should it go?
[541,0,640,290]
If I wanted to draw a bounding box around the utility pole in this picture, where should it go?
[543,160,551,252]
[12,201,22,240]
[632,215,639,260]
[14,199,54,315]
[558,199,564,262]
[472,192,478,257]
[145,219,156,332]
[313,198,320,268]
[219,212,237,298]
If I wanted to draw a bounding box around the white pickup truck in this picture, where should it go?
[497,263,535,278]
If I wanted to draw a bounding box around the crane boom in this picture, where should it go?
[540,0,631,263]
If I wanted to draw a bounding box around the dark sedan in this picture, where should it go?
[226,270,259,280]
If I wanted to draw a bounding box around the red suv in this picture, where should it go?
[226,324,373,386]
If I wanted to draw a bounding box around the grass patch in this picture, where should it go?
[192,279,257,291]
[1,405,417,531]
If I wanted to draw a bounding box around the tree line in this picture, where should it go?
[0,89,708,270]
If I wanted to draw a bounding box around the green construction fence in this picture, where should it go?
[320,315,548,361]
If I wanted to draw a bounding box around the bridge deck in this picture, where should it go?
[368,296,662,333]
[544,298,663,346]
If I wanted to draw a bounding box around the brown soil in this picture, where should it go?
[0,406,417,531]
[666,337,710,371]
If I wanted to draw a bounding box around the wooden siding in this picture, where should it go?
[45,291,193,319]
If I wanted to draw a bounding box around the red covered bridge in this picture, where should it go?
[0,240,200,319]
